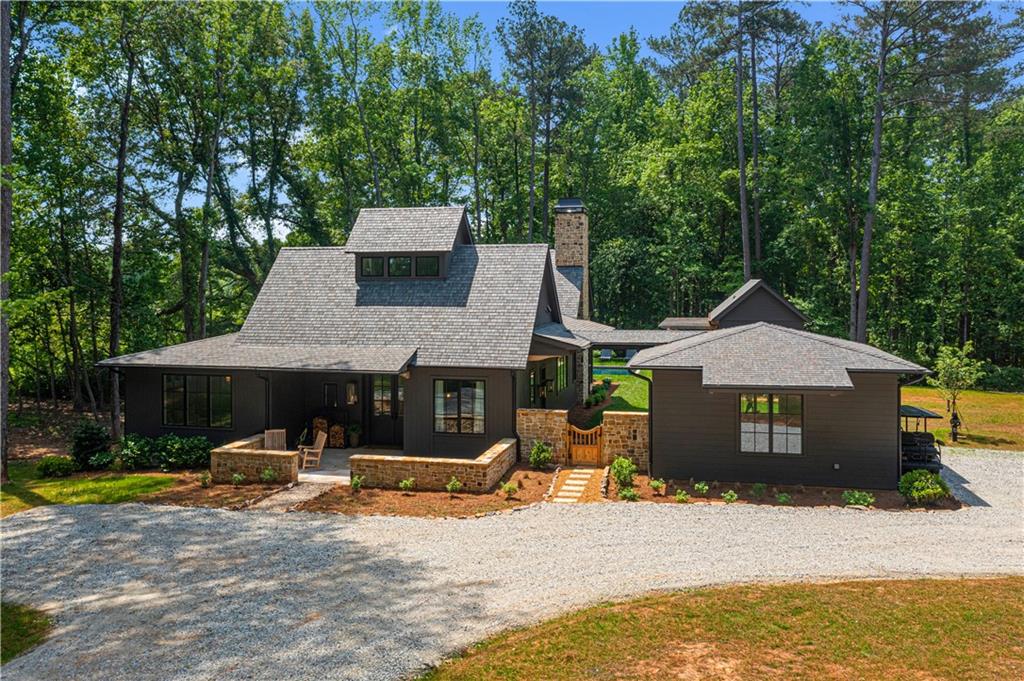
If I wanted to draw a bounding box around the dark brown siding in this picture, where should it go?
[403,366,516,458]
[717,287,804,329]
[651,370,899,489]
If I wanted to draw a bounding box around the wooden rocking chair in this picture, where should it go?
[299,430,327,470]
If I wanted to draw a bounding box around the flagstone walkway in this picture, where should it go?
[551,467,602,503]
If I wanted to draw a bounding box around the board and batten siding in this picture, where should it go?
[716,287,804,329]
[651,370,900,489]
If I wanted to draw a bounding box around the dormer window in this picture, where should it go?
[416,256,439,277]
[388,256,412,277]
[361,256,384,277]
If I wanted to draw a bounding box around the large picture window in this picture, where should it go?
[433,379,485,434]
[739,393,801,454]
[163,374,232,428]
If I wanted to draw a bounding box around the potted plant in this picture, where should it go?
[348,423,362,448]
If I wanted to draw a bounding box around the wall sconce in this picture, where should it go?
[346,381,359,405]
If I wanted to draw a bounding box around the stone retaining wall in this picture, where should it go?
[350,438,517,491]
[516,408,569,464]
[211,434,299,484]
[601,411,649,472]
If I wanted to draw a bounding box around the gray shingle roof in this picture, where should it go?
[709,279,808,322]
[551,254,583,318]
[628,322,928,389]
[533,323,591,349]
[344,206,469,253]
[236,244,551,369]
[98,333,417,373]
[561,316,699,347]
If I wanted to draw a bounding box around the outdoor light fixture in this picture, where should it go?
[346,381,358,405]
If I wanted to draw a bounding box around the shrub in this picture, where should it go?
[501,481,518,499]
[151,435,212,471]
[751,482,767,499]
[618,487,640,501]
[610,456,637,488]
[899,469,951,504]
[693,481,709,497]
[721,489,738,504]
[71,420,110,470]
[528,440,553,469]
[842,489,876,507]
[88,450,116,470]
[399,477,415,493]
[649,478,665,495]
[350,474,364,493]
[776,492,793,505]
[977,364,1024,392]
[231,472,245,487]
[36,456,77,478]
[199,471,211,488]
[446,476,463,496]
[259,467,278,484]
[674,489,690,504]
[118,434,155,470]
[602,377,612,388]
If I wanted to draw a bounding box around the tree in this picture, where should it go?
[927,341,985,440]
[2,0,12,482]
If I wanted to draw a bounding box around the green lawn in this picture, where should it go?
[1,602,52,664]
[423,577,1024,681]
[902,386,1024,450]
[586,369,650,428]
[0,460,176,518]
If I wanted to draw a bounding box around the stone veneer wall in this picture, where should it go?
[574,349,590,404]
[516,408,569,464]
[601,411,649,472]
[211,434,299,484]
[554,209,590,319]
[350,438,516,491]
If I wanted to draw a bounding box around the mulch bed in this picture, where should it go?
[141,472,285,509]
[294,465,555,517]
[607,475,962,511]
[568,382,618,428]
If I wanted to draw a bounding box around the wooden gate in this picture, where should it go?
[566,424,603,465]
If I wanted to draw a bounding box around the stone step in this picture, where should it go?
[550,497,576,504]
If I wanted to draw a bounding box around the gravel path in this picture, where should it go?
[247,482,334,512]
[2,449,1021,681]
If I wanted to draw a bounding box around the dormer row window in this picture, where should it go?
[360,254,441,279]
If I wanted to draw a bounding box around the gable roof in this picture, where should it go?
[344,206,471,253]
[709,278,807,323]
[628,322,928,390]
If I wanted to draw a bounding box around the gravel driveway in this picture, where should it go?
[2,449,1022,681]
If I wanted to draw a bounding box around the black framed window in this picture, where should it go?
[373,375,393,416]
[361,256,384,277]
[388,256,412,277]
[433,379,485,434]
[739,393,802,454]
[415,256,439,276]
[163,374,232,428]
[556,356,568,393]
[324,383,339,408]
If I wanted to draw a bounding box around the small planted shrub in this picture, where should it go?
[528,440,553,469]
[776,492,793,505]
[71,420,110,470]
[693,481,710,497]
[721,489,739,504]
[399,477,416,494]
[36,455,77,478]
[898,469,951,505]
[650,478,666,495]
[231,472,246,487]
[152,435,212,471]
[260,467,278,484]
[501,481,518,499]
[88,450,116,470]
[610,456,637,488]
[602,377,612,388]
[842,489,876,507]
[674,489,690,504]
[198,471,211,488]
[445,476,463,496]
[618,487,640,502]
[350,474,365,493]
[751,482,767,499]
[118,434,155,470]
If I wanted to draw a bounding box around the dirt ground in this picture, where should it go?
[141,472,285,509]
[295,465,555,517]
[607,475,962,510]
[6,404,109,460]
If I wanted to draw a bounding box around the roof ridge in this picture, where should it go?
[771,324,923,369]
[631,323,757,364]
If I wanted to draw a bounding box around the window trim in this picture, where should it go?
[387,255,412,277]
[162,373,233,430]
[738,392,803,456]
[361,256,385,277]
[433,378,486,435]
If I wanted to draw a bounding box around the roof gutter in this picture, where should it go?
[628,368,654,474]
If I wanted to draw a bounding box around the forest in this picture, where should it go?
[0,0,1022,430]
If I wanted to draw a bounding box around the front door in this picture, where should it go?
[369,374,404,447]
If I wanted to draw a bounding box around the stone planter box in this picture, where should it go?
[350,438,517,492]
[210,434,299,484]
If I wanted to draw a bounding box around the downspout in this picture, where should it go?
[628,368,654,474]
[255,371,270,430]
[512,370,521,463]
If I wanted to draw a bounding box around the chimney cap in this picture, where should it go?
[554,198,586,214]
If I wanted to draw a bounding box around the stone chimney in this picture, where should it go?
[553,198,590,320]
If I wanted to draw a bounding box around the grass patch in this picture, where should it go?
[424,577,1024,681]
[902,386,1024,450]
[1,602,52,664]
[585,370,650,428]
[0,460,176,518]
